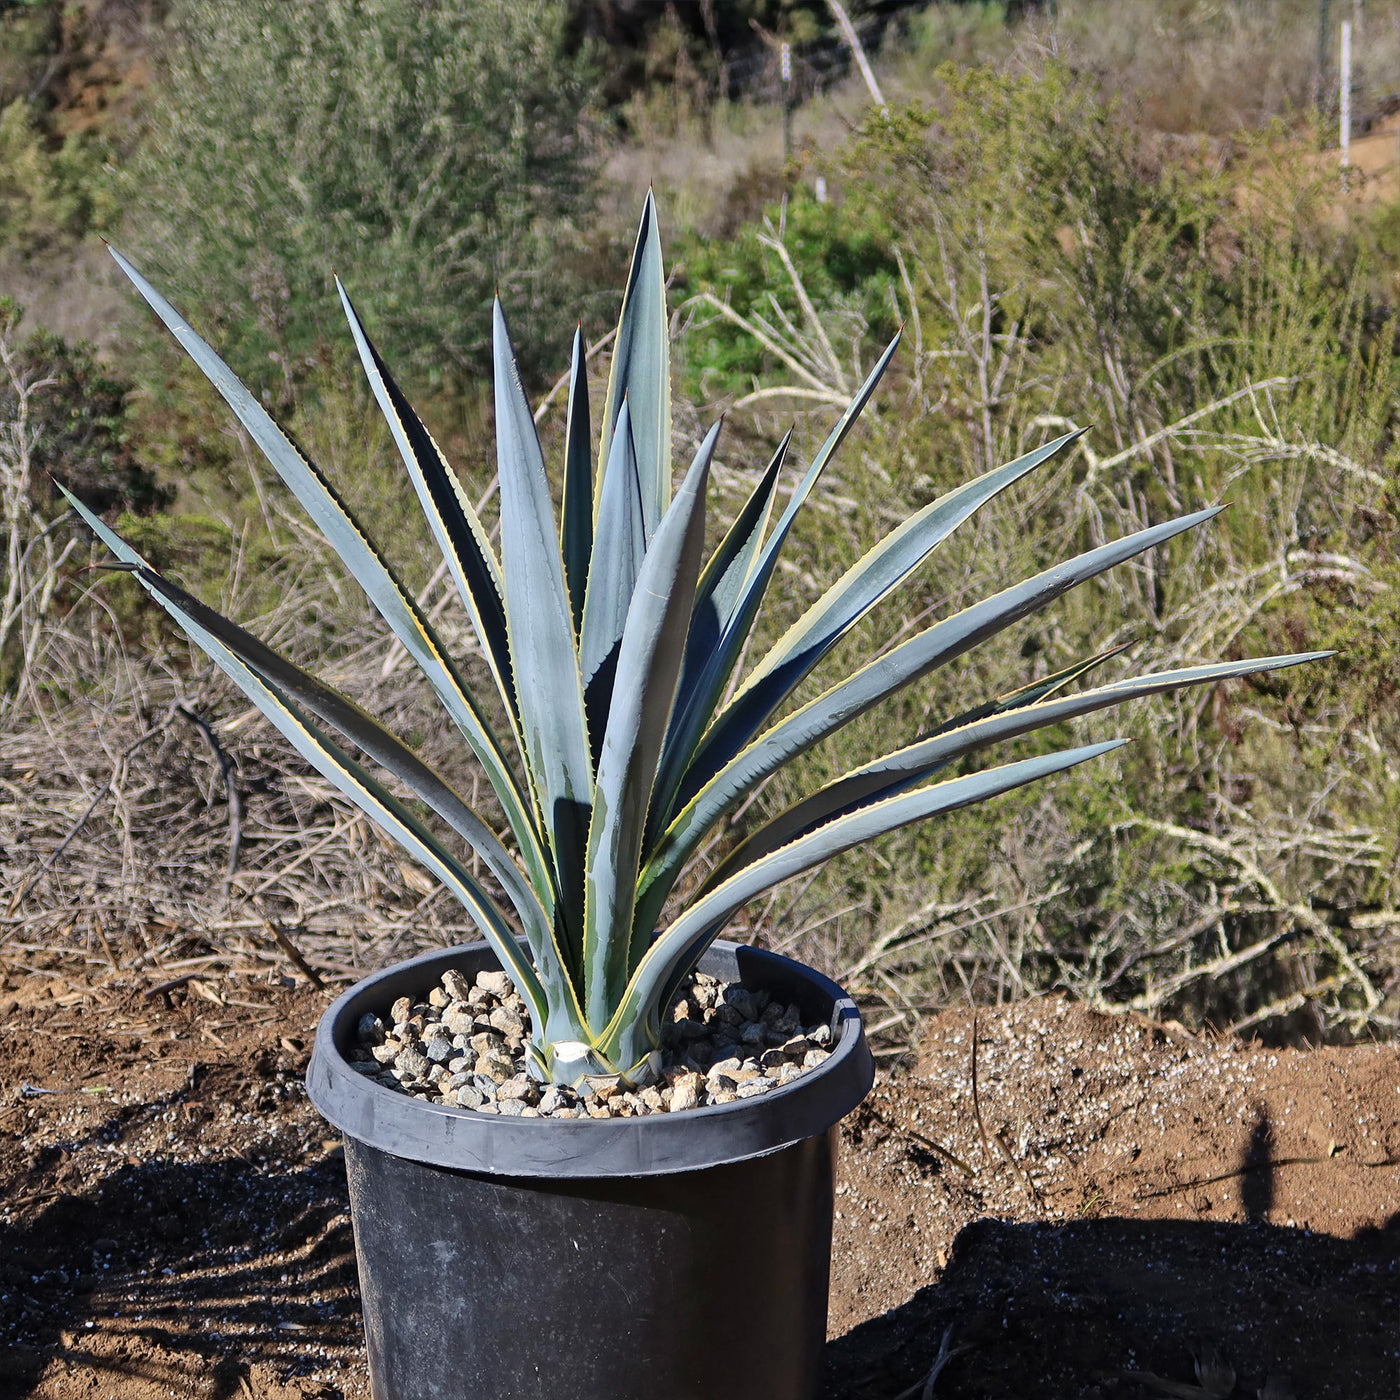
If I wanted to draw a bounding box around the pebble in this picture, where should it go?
[358,965,837,1119]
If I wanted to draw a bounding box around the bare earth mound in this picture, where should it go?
[0,976,1395,1399]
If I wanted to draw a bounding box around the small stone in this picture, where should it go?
[670,998,692,1023]
[451,1081,486,1109]
[496,1099,527,1116]
[618,1092,645,1115]
[519,1106,541,1117]
[489,1006,525,1039]
[781,1035,812,1059]
[441,969,473,1001]
[775,1003,803,1036]
[467,986,494,1011]
[707,1056,744,1080]
[371,1040,401,1065]
[802,1048,830,1070]
[761,1000,786,1027]
[479,1053,515,1083]
[691,980,718,1010]
[425,1036,454,1064]
[583,1074,623,1100]
[447,1052,474,1074]
[739,1021,766,1046]
[442,1005,474,1036]
[496,1075,537,1103]
[777,1062,801,1085]
[760,1046,787,1070]
[421,1020,446,1041]
[552,1107,582,1119]
[585,1100,613,1119]
[476,1100,500,1114]
[471,1073,500,1098]
[736,1076,775,1099]
[723,986,758,1022]
[470,1030,506,1057]
[475,970,513,998]
[428,987,450,1008]
[537,1086,569,1115]
[351,1060,380,1075]
[395,1047,430,1080]
[639,1086,665,1112]
[807,1023,832,1047]
[675,1018,710,1042]
[669,1071,702,1112]
[710,1087,739,1104]
[390,996,412,1024]
[356,1013,387,1046]
[427,1063,447,1084]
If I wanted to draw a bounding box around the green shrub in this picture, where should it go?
[124,0,603,400]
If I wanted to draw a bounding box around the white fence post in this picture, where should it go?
[1340,18,1352,168]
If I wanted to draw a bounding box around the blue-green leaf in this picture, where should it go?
[64,486,566,1037]
[493,299,594,971]
[686,430,1083,801]
[703,652,1328,887]
[649,430,790,844]
[646,336,900,841]
[561,326,594,634]
[579,397,645,714]
[582,424,716,1026]
[603,740,1126,1065]
[337,280,517,729]
[108,247,550,911]
[599,189,670,540]
[635,505,1223,934]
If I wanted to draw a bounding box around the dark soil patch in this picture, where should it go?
[1,976,1396,1398]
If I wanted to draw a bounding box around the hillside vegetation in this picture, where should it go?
[4,0,1400,1051]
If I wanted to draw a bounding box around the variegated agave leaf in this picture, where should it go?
[74,195,1326,1088]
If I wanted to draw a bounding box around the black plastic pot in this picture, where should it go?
[307,938,874,1400]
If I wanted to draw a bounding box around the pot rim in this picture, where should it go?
[306,938,874,1178]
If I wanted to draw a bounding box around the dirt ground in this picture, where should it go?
[0,970,1396,1400]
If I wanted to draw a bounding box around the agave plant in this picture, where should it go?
[64,195,1322,1086]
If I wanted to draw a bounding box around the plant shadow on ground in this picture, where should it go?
[0,1153,362,1399]
[825,1114,1400,1399]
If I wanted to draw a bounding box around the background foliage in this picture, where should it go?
[5,0,1400,1051]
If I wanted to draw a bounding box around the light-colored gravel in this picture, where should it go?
[348,966,835,1116]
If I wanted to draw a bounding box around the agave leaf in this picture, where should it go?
[75,503,582,1010]
[634,505,1223,935]
[582,426,715,1025]
[646,336,901,843]
[686,430,1084,802]
[493,300,595,971]
[697,429,792,632]
[930,644,1133,736]
[107,247,550,907]
[561,326,594,633]
[337,280,517,728]
[702,652,1328,889]
[599,189,670,539]
[63,487,560,1036]
[579,397,646,715]
[602,740,1127,1066]
[654,431,790,817]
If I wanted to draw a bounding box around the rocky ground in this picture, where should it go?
[0,968,1396,1399]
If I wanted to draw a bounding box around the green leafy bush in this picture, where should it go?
[124,0,602,400]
